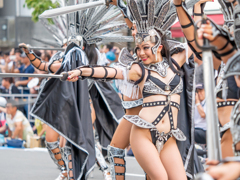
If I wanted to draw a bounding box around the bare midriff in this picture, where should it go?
[139,94,181,133]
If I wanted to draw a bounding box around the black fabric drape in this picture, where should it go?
[89,81,124,149]
[30,45,95,180]
[177,55,204,179]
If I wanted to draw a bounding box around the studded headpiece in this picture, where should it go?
[128,0,177,54]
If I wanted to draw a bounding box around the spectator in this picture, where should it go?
[34,119,47,137]
[3,51,12,73]
[1,78,20,96]
[3,99,33,145]
[106,51,120,93]
[112,46,121,62]
[102,44,113,53]
[0,97,7,136]
[194,83,207,144]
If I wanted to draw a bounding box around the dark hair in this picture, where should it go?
[14,48,23,54]
[106,44,113,51]
[83,41,98,65]
[156,31,183,77]
[45,53,51,62]
[33,50,42,57]
[4,51,10,56]
[2,77,14,84]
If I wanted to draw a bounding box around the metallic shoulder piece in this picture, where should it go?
[143,58,169,77]
[223,51,240,80]
[118,47,136,68]
[230,99,240,156]
[121,98,143,109]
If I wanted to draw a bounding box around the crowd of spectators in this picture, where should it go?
[0,48,51,147]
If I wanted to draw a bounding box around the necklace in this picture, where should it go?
[143,58,169,77]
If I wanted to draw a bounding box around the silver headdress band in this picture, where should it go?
[128,0,177,55]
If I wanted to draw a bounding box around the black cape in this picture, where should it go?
[30,44,95,180]
[89,81,124,150]
[177,54,204,179]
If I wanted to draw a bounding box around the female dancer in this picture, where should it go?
[108,0,203,179]
[193,11,240,180]
[20,2,132,179]
[66,0,200,179]
[174,0,239,158]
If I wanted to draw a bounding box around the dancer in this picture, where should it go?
[20,2,132,179]
[67,0,204,179]
[194,11,240,179]
[174,0,238,158]
[108,0,203,179]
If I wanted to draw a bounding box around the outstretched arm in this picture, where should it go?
[19,43,61,73]
[67,64,143,83]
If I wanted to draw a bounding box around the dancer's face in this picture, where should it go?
[135,41,162,65]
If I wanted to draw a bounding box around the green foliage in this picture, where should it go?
[24,0,60,23]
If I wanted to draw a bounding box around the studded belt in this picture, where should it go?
[217,101,237,108]
[142,100,180,127]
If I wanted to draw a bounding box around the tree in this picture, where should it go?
[24,0,60,23]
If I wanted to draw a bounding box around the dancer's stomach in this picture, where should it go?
[139,94,180,133]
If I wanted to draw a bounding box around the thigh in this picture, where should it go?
[110,118,132,149]
[221,129,234,158]
[130,125,168,180]
[45,126,59,142]
[160,137,187,180]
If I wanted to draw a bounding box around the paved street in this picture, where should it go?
[0,148,145,180]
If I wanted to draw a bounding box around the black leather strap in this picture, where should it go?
[134,63,145,85]
[218,40,230,51]
[194,13,202,16]
[90,67,94,77]
[181,22,193,29]
[174,3,182,7]
[103,67,108,79]
[218,46,236,57]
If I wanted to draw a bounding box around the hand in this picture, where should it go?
[207,162,240,180]
[15,81,22,87]
[197,20,215,41]
[18,43,30,54]
[195,92,200,104]
[205,159,220,171]
[5,57,11,64]
[67,70,81,82]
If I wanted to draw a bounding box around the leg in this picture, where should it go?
[45,126,67,179]
[221,129,234,158]
[63,145,74,180]
[108,118,132,180]
[130,125,168,180]
[160,137,187,180]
